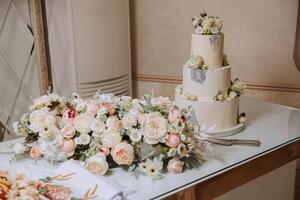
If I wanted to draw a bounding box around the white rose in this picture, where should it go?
[106,116,119,129]
[143,112,168,144]
[13,143,26,154]
[195,26,203,34]
[167,158,184,174]
[39,125,60,141]
[85,153,109,176]
[129,128,142,142]
[74,114,94,134]
[122,112,137,129]
[100,128,122,148]
[29,110,56,133]
[229,91,237,99]
[111,142,134,165]
[75,133,91,145]
[91,119,106,135]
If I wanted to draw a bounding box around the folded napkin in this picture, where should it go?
[54,160,122,200]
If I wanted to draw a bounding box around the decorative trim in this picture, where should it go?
[134,74,300,93]
[31,0,52,95]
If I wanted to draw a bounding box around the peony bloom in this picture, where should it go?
[29,110,56,133]
[167,158,184,174]
[30,146,41,159]
[74,113,94,134]
[168,106,182,123]
[100,128,122,148]
[62,139,76,157]
[144,112,168,144]
[105,116,119,129]
[111,142,134,165]
[85,153,109,176]
[166,133,181,148]
[122,112,137,129]
[62,109,76,126]
[100,102,116,116]
[62,124,76,139]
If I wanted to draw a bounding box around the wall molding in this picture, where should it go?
[134,74,300,93]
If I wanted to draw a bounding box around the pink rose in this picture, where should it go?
[167,158,184,174]
[111,142,134,165]
[100,147,110,156]
[168,106,182,123]
[30,146,41,160]
[62,139,76,157]
[166,133,181,148]
[62,124,76,139]
[100,102,116,116]
[62,109,77,125]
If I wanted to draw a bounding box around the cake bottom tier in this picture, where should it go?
[175,95,239,131]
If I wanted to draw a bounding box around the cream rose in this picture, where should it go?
[74,114,94,134]
[167,158,184,174]
[62,124,76,139]
[29,110,56,133]
[75,133,91,145]
[144,112,168,144]
[62,139,76,157]
[100,128,122,148]
[122,112,137,129]
[111,142,134,165]
[105,116,119,129]
[85,153,109,176]
[91,119,106,135]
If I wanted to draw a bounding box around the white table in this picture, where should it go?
[1,97,300,200]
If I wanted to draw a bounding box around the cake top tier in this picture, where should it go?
[192,11,223,35]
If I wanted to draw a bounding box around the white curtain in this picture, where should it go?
[46,0,78,96]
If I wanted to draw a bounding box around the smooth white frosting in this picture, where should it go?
[175,95,239,131]
[191,34,224,69]
[182,64,231,101]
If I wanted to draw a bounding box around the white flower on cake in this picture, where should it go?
[100,128,122,148]
[167,158,184,174]
[29,110,56,133]
[189,55,207,69]
[111,142,134,165]
[85,153,109,176]
[175,85,183,95]
[74,113,94,134]
[144,112,168,144]
[122,111,138,129]
[192,11,223,35]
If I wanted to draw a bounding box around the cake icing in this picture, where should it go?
[174,11,246,132]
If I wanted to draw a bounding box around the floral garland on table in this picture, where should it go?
[192,11,222,35]
[0,170,97,200]
[12,92,213,179]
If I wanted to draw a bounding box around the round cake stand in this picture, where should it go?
[199,123,245,138]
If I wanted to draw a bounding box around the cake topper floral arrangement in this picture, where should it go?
[192,11,222,35]
[12,92,213,179]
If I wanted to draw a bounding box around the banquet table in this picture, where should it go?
[1,97,300,200]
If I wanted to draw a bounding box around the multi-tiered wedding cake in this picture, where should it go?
[175,12,246,133]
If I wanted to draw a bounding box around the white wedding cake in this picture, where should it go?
[175,12,246,132]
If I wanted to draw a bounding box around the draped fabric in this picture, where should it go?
[46,0,78,96]
[294,0,300,71]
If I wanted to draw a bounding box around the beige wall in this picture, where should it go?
[131,0,300,109]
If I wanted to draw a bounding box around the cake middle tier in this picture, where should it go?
[183,64,231,101]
